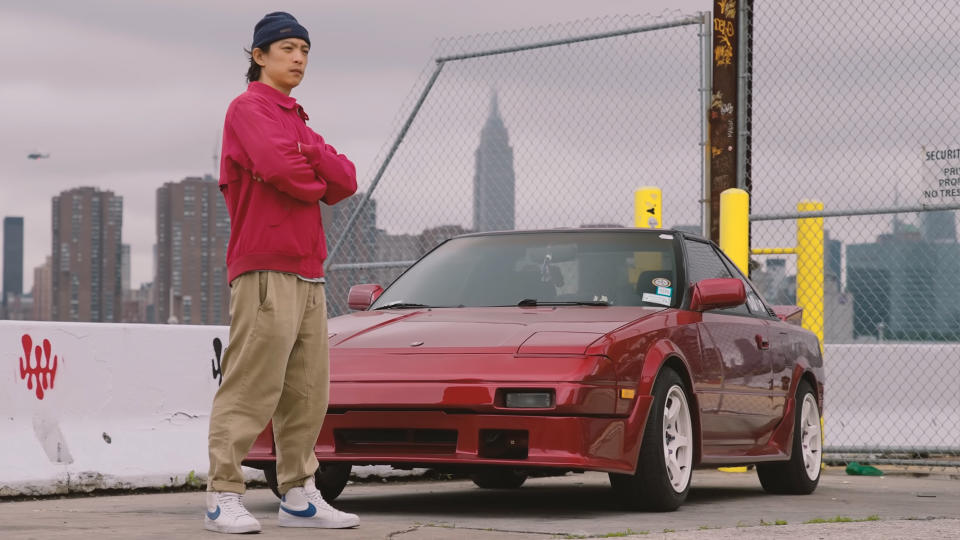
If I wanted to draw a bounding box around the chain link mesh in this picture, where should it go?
[323,11,707,317]
[322,3,959,461]
[750,0,960,458]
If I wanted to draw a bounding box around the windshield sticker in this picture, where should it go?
[657,286,672,297]
[652,278,671,288]
[659,234,674,240]
[642,293,671,306]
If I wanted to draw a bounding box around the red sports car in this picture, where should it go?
[245,229,824,511]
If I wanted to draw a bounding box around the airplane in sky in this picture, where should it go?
[27,152,50,160]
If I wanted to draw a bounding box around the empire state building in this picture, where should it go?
[473,91,516,232]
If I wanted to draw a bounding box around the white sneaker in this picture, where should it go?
[278,477,360,528]
[204,491,261,534]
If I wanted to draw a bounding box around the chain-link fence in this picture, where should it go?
[750,0,960,463]
[323,12,711,316]
[323,3,960,465]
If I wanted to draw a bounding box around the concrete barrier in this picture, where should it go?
[3,320,955,496]
[1,321,235,495]
[0,320,421,497]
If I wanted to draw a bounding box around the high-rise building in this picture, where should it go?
[847,222,960,341]
[921,210,957,243]
[3,216,24,314]
[32,256,52,321]
[473,91,516,232]
[121,243,131,296]
[156,175,230,325]
[51,187,123,322]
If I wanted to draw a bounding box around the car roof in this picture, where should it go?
[450,227,709,243]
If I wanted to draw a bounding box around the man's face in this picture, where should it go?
[255,38,310,94]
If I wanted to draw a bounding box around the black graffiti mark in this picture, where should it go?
[212,338,223,386]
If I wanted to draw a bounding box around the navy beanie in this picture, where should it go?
[252,12,310,50]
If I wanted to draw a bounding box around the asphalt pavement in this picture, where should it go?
[1,467,958,539]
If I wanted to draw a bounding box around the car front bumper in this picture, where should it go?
[245,399,653,474]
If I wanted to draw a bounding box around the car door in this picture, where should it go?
[683,239,779,452]
[718,253,791,424]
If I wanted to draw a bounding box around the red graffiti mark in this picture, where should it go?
[18,334,59,400]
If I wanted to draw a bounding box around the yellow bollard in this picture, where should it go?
[717,188,751,474]
[719,188,750,274]
[634,187,662,229]
[795,200,824,352]
[632,187,663,283]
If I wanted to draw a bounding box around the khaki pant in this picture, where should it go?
[207,271,329,495]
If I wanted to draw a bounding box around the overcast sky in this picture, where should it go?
[0,0,707,291]
[5,1,958,294]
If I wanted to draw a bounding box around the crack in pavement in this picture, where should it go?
[387,522,562,538]
[387,523,425,538]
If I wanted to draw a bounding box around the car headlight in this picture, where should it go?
[504,391,553,408]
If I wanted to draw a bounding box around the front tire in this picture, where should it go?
[609,368,694,511]
[470,469,528,489]
[757,380,822,494]
[263,462,352,501]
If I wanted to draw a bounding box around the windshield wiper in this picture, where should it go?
[373,302,432,310]
[517,298,610,307]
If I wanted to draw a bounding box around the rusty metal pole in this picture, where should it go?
[708,0,739,244]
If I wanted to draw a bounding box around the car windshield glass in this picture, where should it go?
[369,231,679,309]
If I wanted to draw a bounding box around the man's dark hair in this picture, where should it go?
[245,44,271,83]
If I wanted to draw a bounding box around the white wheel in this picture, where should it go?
[663,385,693,492]
[609,368,693,511]
[757,380,821,494]
[799,392,822,481]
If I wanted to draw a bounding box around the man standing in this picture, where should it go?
[205,11,359,534]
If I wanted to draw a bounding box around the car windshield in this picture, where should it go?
[370,231,680,309]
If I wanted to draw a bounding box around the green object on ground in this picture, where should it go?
[845,462,884,476]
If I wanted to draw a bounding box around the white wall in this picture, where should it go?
[823,344,960,450]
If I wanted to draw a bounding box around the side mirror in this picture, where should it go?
[689,278,746,312]
[347,284,384,311]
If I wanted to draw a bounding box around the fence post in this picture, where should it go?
[796,200,824,350]
[719,188,750,274]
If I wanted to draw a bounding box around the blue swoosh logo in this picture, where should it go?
[280,502,317,518]
[206,506,221,520]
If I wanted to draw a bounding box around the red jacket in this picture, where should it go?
[219,82,357,283]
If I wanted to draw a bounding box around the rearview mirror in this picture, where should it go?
[689,278,746,312]
[347,284,384,311]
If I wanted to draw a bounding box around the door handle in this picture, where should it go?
[755,334,769,350]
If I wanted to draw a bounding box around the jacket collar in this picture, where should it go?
[247,81,310,120]
[247,81,299,111]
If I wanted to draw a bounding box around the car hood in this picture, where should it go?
[329,306,661,354]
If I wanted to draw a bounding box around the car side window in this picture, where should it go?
[719,254,776,318]
[684,240,733,283]
[683,239,751,316]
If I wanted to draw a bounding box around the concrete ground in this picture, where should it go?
[0,467,958,539]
